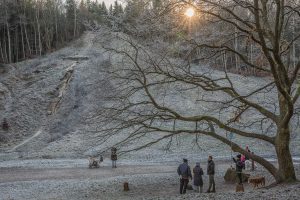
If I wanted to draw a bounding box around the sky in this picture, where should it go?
[98,0,124,6]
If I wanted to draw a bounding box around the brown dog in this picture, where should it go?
[248,176,265,188]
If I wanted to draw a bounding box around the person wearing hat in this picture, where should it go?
[232,154,245,184]
[193,162,204,193]
[177,158,192,194]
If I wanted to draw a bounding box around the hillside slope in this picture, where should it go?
[0,30,299,163]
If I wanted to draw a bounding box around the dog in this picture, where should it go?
[88,157,100,168]
[248,176,265,188]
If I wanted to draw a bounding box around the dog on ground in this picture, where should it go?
[248,176,265,188]
[88,157,100,168]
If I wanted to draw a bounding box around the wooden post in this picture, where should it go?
[236,183,244,192]
[123,182,129,191]
[251,152,255,171]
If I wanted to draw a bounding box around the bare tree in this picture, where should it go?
[95,0,300,183]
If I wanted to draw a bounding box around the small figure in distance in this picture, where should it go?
[111,147,117,168]
[2,118,9,131]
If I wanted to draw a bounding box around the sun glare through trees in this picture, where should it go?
[185,7,195,17]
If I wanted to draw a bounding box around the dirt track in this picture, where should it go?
[0,165,176,183]
[1,159,299,200]
[0,161,272,198]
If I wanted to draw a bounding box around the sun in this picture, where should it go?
[185,7,195,17]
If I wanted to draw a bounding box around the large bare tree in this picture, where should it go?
[96,0,300,183]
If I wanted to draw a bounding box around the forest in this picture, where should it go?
[2,0,298,74]
[0,0,124,63]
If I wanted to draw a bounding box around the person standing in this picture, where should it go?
[206,155,216,193]
[111,147,117,168]
[177,158,192,194]
[2,118,9,131]
[193,162,204,193]
[245,145,251,160]
[232,154,245,184]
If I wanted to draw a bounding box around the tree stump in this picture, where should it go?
[123,182,129,191]
[236,183,244,192]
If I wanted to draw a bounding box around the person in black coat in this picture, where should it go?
[177,158,192,194]
[206,155,216,193]
[193,162,204,193]
[111,147,117,168]
[233,154,245,184]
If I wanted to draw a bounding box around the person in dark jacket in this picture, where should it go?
[111,147,117,168]
[206,155,216,193]
[2,118,9,131]
[193,162,204,193]
[232,154,245,184]
[177,158,192,194]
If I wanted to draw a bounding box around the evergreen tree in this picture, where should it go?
[109,4,113,16]
[100,1,108,16]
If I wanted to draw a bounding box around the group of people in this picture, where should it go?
[177,155,215,194]
[177,146,254,194]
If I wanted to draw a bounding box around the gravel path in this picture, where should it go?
[1,159,299,200]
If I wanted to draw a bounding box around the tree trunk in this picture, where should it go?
[0,40,4,63]
[36,6,42,56]
[34,23,38,55]
[73,2,77,39]
[15,26,19,62]
[55,5,58,47]
[23,23,32,56]
[23,2,32,56]
[204,126,297,183]
[20,20,26,60]
[292,16,296,69]
[275,128,297,182]
[275,92,297,182]
[6,14,12,63]
[223,51,227,71]
[3,37,8,63]
[234,26,239,71]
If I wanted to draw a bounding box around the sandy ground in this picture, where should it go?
[0,159,299,200]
